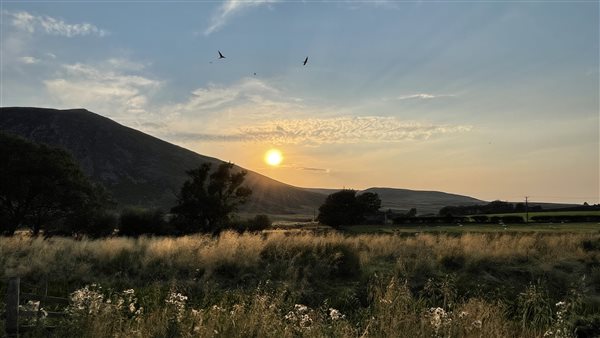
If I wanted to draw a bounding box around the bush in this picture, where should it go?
[471,215,489,223]
[240,214,272,232]
[119,208,169,237]
[53,210,117,238]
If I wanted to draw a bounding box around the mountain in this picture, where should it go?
[0,107,325,215]
[1,107,507,218]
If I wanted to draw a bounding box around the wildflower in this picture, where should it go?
[165,291,188,322]
[299,314,313,328]
[294,304,308,313]
[427,307,451,336]
[211,305,225,312]
[329,308,345,320]
[69,284,105,315]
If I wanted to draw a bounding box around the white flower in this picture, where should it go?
[294,304,308,313]
[329,308,345,320]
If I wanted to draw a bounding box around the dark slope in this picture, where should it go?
[0,107,325,214]
[361,187,484,215]
[305,187,485,215]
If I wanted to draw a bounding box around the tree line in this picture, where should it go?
[0,133,270,237]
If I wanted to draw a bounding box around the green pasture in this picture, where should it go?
[470,210,600,218]
[341,222,600,234]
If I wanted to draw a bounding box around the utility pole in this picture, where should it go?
[525,196,529,224]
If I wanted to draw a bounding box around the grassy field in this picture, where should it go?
[342,223,600,234]
[471,210,600,218]
[1,230,600,337]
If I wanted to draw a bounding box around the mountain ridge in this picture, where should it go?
[0,107,325,215]
[0,107,525,216]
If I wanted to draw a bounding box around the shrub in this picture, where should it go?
[119,208,169,237]
[239,214,272,232]
[471,215,489,223]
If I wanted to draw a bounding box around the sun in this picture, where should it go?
[265,149,283,166]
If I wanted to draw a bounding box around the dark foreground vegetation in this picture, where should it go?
[1,231,599,337]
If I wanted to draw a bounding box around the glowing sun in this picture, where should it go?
[265,149,283,166]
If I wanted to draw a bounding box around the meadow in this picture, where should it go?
[1,230,600,337]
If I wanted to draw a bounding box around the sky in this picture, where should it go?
[1,0,598,204]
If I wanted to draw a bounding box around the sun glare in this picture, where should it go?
[265,149,283,166]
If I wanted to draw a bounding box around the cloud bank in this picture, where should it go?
[171,116,472,145]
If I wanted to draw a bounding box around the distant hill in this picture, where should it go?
[303,188,575,215]
[0,107,325,215]
[360,187,484,215]
[303,187,484,215]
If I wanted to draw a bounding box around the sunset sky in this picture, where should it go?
[1,1,598,204]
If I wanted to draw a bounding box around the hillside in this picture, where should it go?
[0,107,325,215]
[361,187,484,215]
[1,107,508,217]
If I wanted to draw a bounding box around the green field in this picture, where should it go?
[341,222,600,234]
[470,210,600,218]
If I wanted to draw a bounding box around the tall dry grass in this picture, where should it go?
[1,231,599,337]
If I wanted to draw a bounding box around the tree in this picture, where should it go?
[356,192,382,215]
[317,189,382,227]
[0,133,112,236]
[170,162,252,234]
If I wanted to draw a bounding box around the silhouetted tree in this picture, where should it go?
[317,189,382,227]
[0,133,112,236]
[170,162,252,234]
[356,192,382,216]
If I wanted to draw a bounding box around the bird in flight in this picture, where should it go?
[218,51,226,59]
[303,56,308,66]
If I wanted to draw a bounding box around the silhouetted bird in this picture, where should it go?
[303,56,308,66]
[218,51,226,59]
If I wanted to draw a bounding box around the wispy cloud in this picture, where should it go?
[396,93,455,100]
[44,61,160,120]
[170,117,472,145]
[204,0,278,36]
[19,56,40,64]
[3,10,108,37]
[167,77,301,128]
[298,166,330,173]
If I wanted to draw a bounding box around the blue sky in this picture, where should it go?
[1,1,598,203]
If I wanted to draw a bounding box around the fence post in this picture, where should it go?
[6,277,20,337]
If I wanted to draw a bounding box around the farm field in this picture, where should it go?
[2,231,600,337]
[470,210,600,219]
[342,223,600,234]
